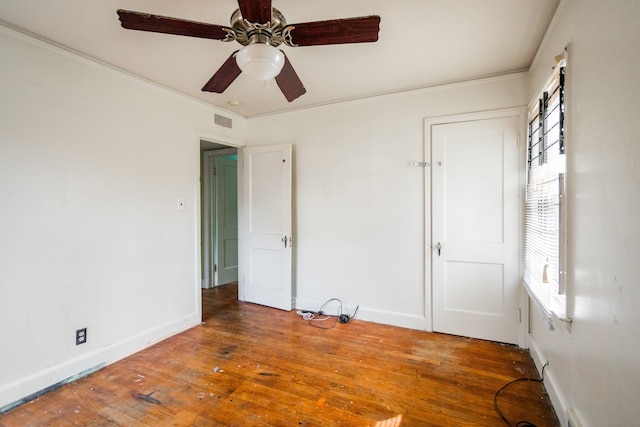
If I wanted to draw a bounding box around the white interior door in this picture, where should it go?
[241,144,292,311]
[431,116,520,344]
[215,156,238,285]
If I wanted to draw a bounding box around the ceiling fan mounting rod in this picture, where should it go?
[247,32,271,46]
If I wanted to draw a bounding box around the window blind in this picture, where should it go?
[524,67,566,320]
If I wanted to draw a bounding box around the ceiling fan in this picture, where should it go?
[117,1,381,102]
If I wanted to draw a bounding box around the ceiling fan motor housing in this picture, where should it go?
[229,8,288,47]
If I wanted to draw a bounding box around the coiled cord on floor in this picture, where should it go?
[494,362,549,427]
[296,298,359,329]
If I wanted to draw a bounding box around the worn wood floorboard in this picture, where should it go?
[0,283,558,426]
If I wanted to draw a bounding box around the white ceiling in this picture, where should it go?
[0,0,559,117]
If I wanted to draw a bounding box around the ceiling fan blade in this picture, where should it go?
[202,52,242,93]
[275,52,306,102]
[117,9,231,40]
[237,0,272,24]
[285,16,381,46]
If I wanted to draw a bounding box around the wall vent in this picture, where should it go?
[214,114,233,129]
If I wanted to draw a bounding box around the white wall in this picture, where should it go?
[527,1,640,426]
[0,26,246,409]
[246,75,528,329]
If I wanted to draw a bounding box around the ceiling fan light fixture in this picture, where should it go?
[236,43,285,81]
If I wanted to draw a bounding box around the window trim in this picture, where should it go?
[524,52,570,331]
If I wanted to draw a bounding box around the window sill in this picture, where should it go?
[523,280,571,332]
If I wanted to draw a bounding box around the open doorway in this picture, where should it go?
[200,140,239,289]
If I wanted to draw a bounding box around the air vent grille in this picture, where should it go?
[214,114,232,129]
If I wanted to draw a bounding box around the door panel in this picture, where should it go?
[444,261,504,316]
[215,156,238,285]
[242,144,292,311]
[432,116,520,344]
[442,132,505,244]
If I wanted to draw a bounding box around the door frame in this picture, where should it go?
[202,148,238,289]
[195,130,244,324]
[423,107,528,347]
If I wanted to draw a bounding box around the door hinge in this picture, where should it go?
[213,167,217,176]
[517,308,522,323]
[214,264,217,273]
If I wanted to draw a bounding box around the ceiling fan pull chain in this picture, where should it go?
[262,79,275,92]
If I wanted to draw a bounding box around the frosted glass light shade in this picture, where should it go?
[236,43,285,81]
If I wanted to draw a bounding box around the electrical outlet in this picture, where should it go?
[177,198,185,210]
[76,328,87,345]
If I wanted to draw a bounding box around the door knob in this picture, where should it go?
[434,242,442,256]
[281,236,292,248]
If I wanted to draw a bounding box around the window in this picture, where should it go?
[524,62,568,326]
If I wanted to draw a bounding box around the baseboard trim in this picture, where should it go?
[528,334,568,426]
[294,298,426,331]
[0,313,200,412]
[0,363,105,414]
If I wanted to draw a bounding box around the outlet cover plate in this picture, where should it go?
[76,328,87,345]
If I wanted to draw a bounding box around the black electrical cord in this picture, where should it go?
[493,362,549,427]
[350,304,359,320]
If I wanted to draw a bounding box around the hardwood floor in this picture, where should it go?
[0,283,558,426]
